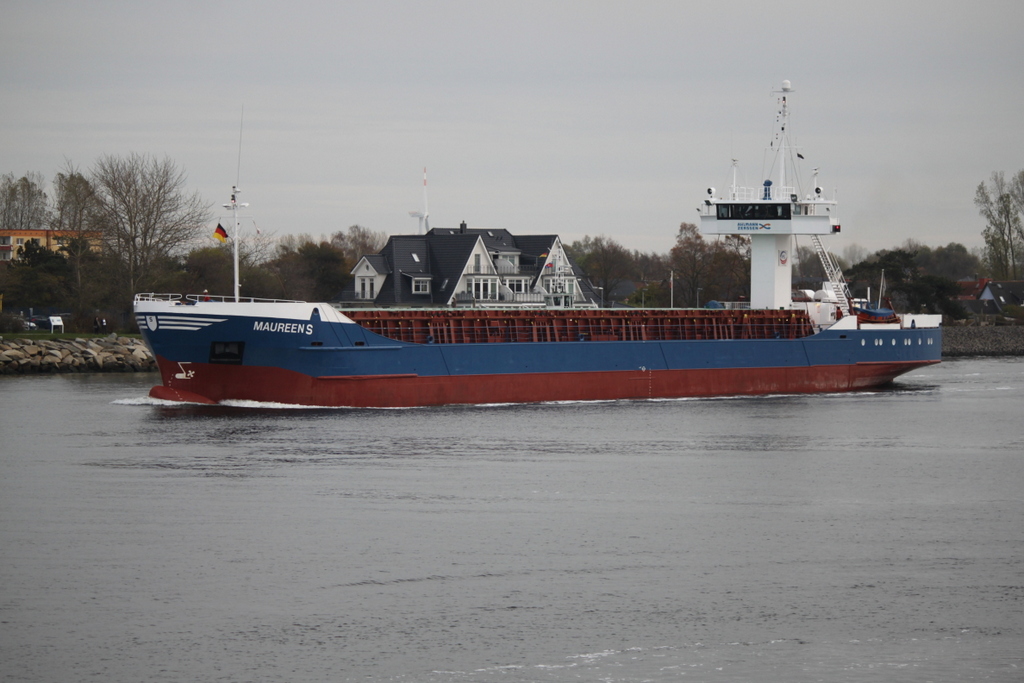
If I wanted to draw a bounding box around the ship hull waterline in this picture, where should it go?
[147,355,939,408]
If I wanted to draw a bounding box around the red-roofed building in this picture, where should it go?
[957,278,990,300]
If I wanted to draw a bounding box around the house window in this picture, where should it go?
[506,278,527,293]
[413,278,430,294]
[474,254,481,273]
[467,278,498,300]
[359,277,376,299]
[412,253,420,263]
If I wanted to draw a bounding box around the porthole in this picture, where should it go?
[861,339,865,346]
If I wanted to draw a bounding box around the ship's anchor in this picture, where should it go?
[174,362,195,380]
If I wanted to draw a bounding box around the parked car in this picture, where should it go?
[29,315,58,330]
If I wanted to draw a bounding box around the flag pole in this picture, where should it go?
[223,187,248,302]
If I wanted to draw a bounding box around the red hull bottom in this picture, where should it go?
[150,358,939,408]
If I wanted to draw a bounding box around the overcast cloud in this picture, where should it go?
[2,0,1022,256]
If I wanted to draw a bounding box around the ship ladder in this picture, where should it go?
[811,234,853,315]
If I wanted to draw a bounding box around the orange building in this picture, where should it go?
[0,228,102,261]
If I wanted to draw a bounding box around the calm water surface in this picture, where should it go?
[1,358,1022,682]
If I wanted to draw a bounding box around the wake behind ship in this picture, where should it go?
[134,81,941,407]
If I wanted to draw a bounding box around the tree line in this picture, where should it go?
[0,154,386,332]
[0,156,1015,333]
[568,226,983,316]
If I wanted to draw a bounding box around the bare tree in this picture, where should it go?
[51,162,102,314]
[669,222,712,306]
[330,225,387,265]
[631,250,667,283]
[793,244,825,280]
[51,163,98,235]
[975,171,1023,280]
[237,229,278,268]
[566,235,633,299]
[841,243,870,266]
[91,154,210,303]
[0,171,50,234]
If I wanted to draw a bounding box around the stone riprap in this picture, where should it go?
[942,325,1024,357]
[0,336,157,374]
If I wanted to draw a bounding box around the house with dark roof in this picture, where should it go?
[979,280,1024,313]
[337,222,600,308]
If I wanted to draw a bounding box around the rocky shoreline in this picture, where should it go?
[942,325,1024,357]
[1,326,1021,376]
[0,336,157,374]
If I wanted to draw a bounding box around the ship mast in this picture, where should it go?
[223,186,248,302]
[776,80,792,196]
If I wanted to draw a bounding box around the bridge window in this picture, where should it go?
[716,203,792,220]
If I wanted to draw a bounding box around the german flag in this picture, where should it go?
[213,224,228,243]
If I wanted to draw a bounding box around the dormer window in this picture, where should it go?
[413,278,430,294]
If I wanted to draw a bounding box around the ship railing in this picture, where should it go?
[718,185,798,202]
[730,187,761,202]
[361,320,816,344]
[346,309,816,344]
[705,301,751,310]
[134,292,305,304]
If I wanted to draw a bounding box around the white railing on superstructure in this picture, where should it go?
[728,185,797,202]
[134,293,305,304]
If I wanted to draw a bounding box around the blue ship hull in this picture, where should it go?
[134,298,941,407]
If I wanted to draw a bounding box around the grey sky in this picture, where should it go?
[2,0,1022,257]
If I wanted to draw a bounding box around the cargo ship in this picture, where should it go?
[134,82,941,407]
